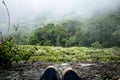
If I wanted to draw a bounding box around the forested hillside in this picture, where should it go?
[13,13,120,48]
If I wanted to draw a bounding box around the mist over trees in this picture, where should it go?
[0,0,120,35]
[1,0,120,48]
[13,12,120,48]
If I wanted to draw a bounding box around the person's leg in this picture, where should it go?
[40,66,61,80]
[62,68,81,80]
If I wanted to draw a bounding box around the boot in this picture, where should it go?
[62,68,81,80]
[40,66,61,80]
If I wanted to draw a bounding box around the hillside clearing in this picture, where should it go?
[20,45,120,62]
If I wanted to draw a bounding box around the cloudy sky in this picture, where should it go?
[0,0,120,34]
[0,0,120,21]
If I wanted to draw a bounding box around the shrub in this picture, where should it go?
[0,38,37,68]
[91,41,103,48]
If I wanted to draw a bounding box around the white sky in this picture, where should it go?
[0,0,120,22]
[0,0,120,34]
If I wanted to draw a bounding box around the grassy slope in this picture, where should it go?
[21,45,120,62]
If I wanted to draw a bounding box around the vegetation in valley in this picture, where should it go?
[14,13,120,48]
[1,12,120,67]
[12,12,120,63]
[0,1,120,68]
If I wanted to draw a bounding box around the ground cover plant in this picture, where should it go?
[21,45,120,62]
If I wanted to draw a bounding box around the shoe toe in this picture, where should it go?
[40,66,61,80]
[62,68,81,80]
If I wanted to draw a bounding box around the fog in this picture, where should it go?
[1,0,120,20]
[0,0,120,34]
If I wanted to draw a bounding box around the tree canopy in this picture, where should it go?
[14,13,120,48]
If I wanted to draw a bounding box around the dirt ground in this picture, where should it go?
[0,61,120,80]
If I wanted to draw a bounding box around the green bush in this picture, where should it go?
[91,41,103,48]
[0,38,37,68]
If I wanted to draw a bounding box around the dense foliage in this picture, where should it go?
[0,37,37,68]
[27,13,120,48]
[26,45,120,62]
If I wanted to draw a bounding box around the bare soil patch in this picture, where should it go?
[0,61,120,80]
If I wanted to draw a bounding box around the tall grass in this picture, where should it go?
[21,45,120,62]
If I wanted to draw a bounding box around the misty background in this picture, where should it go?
[0,0,120,34]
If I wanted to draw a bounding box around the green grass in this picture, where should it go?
[20,45,120,62]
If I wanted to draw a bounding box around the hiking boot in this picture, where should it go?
[62,68,81,80]
[40,66,61,80]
